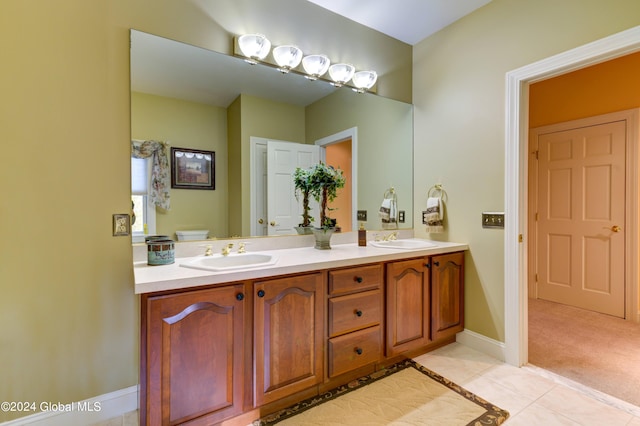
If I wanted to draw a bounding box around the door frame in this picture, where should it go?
[504,25,640,366]
[528,109,637,313]
[315,127,359,231]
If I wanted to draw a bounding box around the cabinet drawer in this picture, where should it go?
[329,264,382,296]
[328,325,381,378]
[328,290,382,337]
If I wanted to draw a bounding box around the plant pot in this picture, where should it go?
[311,227,336,250]
[295,226,314,235]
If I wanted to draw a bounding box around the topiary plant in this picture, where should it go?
[308,162,346,229]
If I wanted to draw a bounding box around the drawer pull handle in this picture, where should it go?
[355,309,363,317]
[257,289,265,298]
[355,347,363,355]
[236,293,245,301]
[433,261,440,267]
[354,276,363,283]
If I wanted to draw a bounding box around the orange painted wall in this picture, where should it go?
[529,51,640,128]
[326,139,352,232]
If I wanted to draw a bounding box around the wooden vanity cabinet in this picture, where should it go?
[386,251,465,357]
[327,264,383,378]
[253,272,325,406]
[385,258,431,356]
[431,251,465,341]
[139,250,465,424]
[141,283,246,426]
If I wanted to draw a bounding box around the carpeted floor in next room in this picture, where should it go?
[528,297,640,408]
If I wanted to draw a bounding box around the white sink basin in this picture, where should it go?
[370,239,438,250]
[180,253,277,272]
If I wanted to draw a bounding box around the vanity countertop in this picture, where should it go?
[134,240,468,294]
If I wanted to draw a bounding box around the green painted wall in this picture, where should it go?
[412,0,640,342]
[131,92,229,239]
[306,89,413,228]
[0,0,410,421]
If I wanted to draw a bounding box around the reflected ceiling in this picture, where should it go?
[130,31,339,108]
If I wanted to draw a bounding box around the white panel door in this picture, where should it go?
[535,120,626,317]
[267,141,319,235]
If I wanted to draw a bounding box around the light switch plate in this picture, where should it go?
[482,212,505,229]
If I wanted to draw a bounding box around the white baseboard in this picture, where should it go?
[1,386,138,426]
[456,329,506,362]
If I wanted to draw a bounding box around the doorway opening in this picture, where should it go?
[504,26,640,368]
[315,127,358,232]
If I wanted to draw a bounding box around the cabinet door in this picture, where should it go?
[254,272,325,406]
[385,258,430,356]
[431,252,465,341]
[144,284,245,426]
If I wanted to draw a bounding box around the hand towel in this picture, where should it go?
[379,198,392,221]
[425,197,444,233]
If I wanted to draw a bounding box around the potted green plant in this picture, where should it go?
[293,167,314,234]
[308,162,346,249]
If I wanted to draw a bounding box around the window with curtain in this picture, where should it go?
[131,156,156,242]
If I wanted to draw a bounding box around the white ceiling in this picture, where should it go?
[307,0,492,45]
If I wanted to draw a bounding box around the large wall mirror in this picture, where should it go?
[130,30,413,241]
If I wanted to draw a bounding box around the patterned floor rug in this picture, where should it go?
[254,359,509,425]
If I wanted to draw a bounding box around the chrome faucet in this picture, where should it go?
[222,243,234,256]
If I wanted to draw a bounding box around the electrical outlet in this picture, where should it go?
[399,210,405,223]
[113,214,131,236]
[482,212,505,229]
[357,210,367,221]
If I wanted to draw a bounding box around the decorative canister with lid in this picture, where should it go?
[146,236,175,265]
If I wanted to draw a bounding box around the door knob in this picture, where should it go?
[611,225,622,233]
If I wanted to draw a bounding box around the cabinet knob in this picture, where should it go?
[425,263,430,268]
[355,347,363,355]
[257,289,265,298]
[433,261,440,267]
[236,293,244,301]
[355,309,363,317]
[354,276,363,283]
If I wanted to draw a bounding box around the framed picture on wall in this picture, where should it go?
[170,147,215,190]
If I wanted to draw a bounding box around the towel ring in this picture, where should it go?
[383,186,397,200]
[428,184,448,201]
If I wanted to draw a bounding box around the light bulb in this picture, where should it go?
[352,70,378,92]
[328,63,355,87]
[238,34,271,64]
[302,54,330,80]
[273,45,303,73]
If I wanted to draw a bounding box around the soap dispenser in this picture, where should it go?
[358,222,367,247]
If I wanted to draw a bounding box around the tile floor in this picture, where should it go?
[414,343,640,425]
[96,342,640,425]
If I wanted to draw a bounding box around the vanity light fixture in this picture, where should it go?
[235,33,377,92]
[302,54,331,80]
[272,45,303,73]
[237,33,271,64]
[352,70,378,93]
[328,63,355,87]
